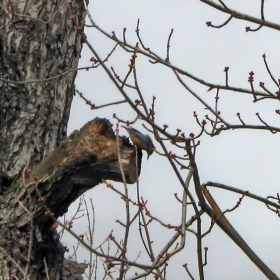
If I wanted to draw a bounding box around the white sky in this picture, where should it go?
[64,1,280,279]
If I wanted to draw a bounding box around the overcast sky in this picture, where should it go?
[64,1,280,279]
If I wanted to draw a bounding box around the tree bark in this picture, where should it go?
[0,0,85,179]
[0,0,93,278]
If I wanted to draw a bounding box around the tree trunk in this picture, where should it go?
[0,0,85,178]
[0,0,88,278]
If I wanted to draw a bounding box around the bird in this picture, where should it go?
[122,125,155,159]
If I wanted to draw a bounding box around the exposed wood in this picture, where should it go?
[30,118,141,224]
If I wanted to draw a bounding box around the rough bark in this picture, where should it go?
[0,0,85,178]
[0,0,93,278]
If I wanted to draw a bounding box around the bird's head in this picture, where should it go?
[147,145,156,160]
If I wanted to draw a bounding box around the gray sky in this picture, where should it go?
[64,1,280,279]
